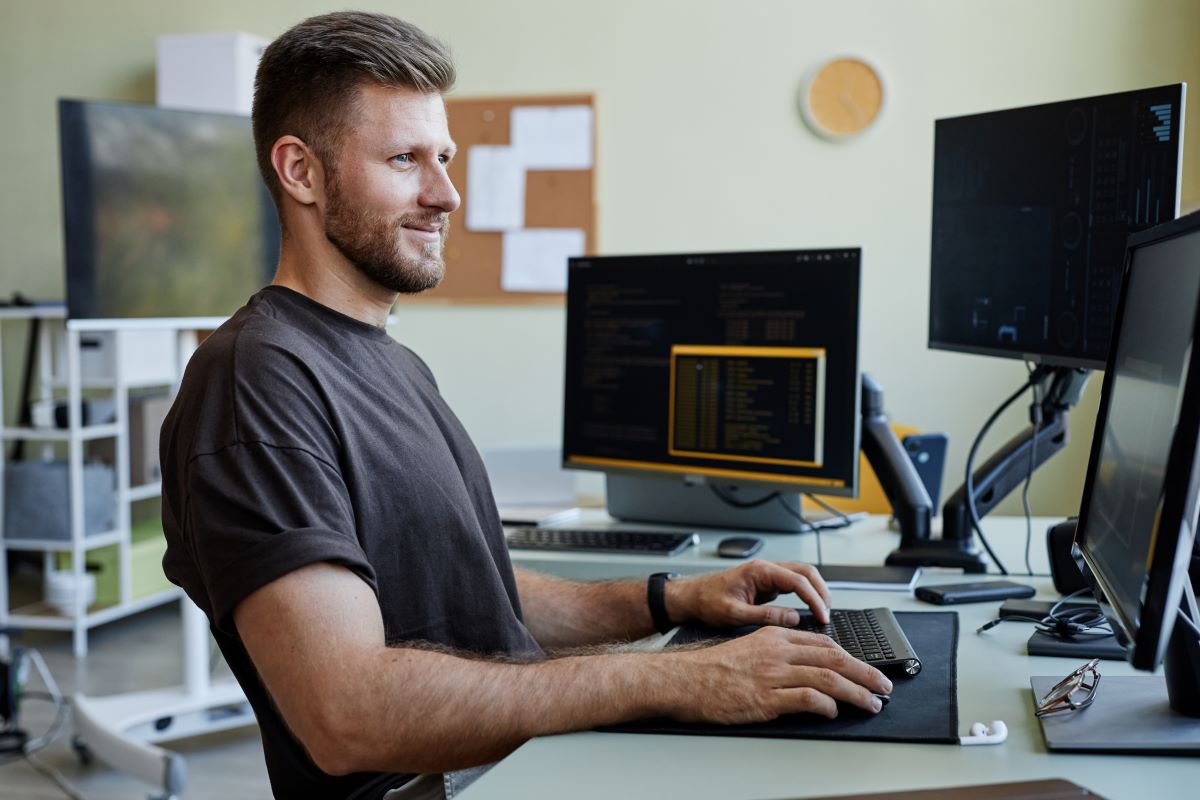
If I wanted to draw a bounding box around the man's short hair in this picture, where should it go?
[252,11,456,207]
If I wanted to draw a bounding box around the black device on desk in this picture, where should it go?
[797,608,923,676]
[716,536,763,558]
[505,527,698,556]
[998,597,1097,619]
[672,607,922,676]
[915,581,1034,605]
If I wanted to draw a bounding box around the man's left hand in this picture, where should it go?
[666,560,831,629]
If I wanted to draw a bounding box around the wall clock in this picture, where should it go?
[798,56,886,140]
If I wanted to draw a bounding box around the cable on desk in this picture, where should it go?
[771,495,823,565]
[803,493,857,528]
[976,587,1112,638]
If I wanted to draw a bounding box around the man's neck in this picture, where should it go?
[271,232,397,329]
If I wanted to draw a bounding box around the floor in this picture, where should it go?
[1,573,272,800]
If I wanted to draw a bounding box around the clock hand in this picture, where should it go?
[839,89,866,125]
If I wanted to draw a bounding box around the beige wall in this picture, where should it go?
[2,0,1198,514]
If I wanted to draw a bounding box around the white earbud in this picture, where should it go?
[960,719,1008,745]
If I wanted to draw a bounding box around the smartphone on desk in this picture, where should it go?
[915,580,1035,605]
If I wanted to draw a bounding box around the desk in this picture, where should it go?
[467,514,1194,799]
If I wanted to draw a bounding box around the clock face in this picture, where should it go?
[800,57,885,140]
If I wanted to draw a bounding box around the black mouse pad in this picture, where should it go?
[600,611,959,744]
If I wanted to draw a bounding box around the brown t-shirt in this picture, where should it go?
[161,286,541,798]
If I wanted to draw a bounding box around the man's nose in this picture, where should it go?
[422,166,460,214]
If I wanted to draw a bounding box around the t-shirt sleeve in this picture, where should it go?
[181,440,375,634]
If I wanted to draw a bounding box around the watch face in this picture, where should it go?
[800,56,885,139]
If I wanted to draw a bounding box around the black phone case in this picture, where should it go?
[915,582,1035,605]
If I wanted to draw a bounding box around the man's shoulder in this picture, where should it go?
[192,293,327,383]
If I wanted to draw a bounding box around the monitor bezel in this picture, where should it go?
[926,83,1186,371]
[560,248,862,499]
[58,97,280,320]
[1073,209,1200,671]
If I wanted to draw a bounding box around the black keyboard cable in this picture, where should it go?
[1021,361,1041,577]
[976,587,1112,639]
[965,368,1047,575]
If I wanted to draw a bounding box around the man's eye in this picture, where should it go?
[392,154,412,164]
[438,154,451,165]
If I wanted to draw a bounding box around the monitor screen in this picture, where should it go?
[1074,209,1200,671]
[59,99,280,319]
[928,84,1184,369]
[562,249,860,496]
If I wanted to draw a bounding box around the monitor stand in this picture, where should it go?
[605,474,811,533]
[1032,583,1200,753]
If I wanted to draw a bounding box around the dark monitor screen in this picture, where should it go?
[928,84,1184,369]
[59,99,280,319]
[1074,209,1200,671]
[562,249,860,496]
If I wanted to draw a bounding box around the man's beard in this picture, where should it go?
[323,182,448,295]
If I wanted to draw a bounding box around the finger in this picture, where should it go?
[780,666,885,714]
[754,562,828,623]
[784,642,893,694]
[777,562,832,611]
[738,603,802,628]
[772,686,838,719]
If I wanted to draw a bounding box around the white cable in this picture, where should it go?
[22,650,67,752]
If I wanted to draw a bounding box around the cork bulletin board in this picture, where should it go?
[398,93,596,304]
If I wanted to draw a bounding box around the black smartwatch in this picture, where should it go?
[647,572,681,633]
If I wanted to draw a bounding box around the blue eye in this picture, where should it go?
[392,154,412,164]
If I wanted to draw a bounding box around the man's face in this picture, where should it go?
[323,84,460,294]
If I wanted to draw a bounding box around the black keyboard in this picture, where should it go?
[797,607,922,676]
[505,527,699,556]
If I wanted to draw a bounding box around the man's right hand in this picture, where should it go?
[663,627,893,724]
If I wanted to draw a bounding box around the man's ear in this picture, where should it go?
[270,135,325,207]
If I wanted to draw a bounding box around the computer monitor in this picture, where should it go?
[59,99,280,319]
[897,84,1187,569]
[929,83,1184,369]
[1073,209,1200,719]
[562,249,861,532]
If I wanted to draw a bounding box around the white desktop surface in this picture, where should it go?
[464,513,1196,799]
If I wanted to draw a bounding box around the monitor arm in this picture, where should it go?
[940,366,1089,544]
[858,375,991,571]
[859,374,933,543]
[880,366,1089,572]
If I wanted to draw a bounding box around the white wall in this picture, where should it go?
[3,0,1198,514]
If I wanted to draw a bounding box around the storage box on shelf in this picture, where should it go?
[0,310,220,656]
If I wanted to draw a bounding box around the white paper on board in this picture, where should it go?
[501,228,586,293]
[466,145,525,231]
[510,105,593,170]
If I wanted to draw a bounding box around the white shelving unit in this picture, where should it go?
[0,310,224,657]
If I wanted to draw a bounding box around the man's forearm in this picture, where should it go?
[516,568,668,648]
[321,643,678,775]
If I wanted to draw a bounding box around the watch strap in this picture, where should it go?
[647,572,680,633]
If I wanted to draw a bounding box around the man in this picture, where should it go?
[160,11,891,799]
